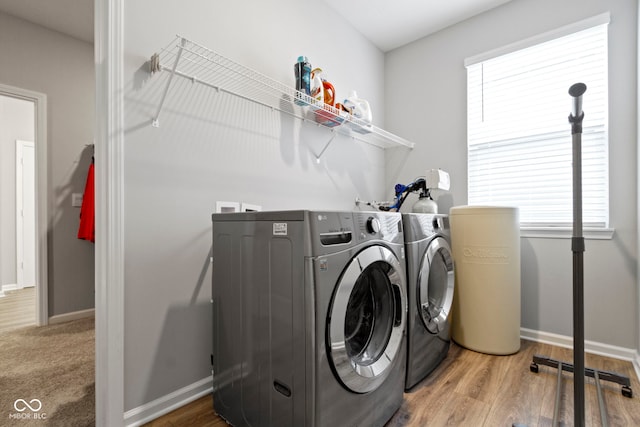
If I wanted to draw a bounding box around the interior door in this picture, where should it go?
[16,140,36,288]
[327,245,406,394]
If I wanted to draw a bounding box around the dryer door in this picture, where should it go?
[328,245,407,394]
[418,236,454,334]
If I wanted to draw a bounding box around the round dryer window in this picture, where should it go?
[328,245,407,394]
[418,236,454,334]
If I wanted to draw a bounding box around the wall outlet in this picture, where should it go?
[72,193,83,207]
[216,201,240,213]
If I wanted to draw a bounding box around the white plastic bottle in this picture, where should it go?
[343,91,372,134]
[343,91,372,123]
[310,68,324,105]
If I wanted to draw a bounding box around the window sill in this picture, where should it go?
[520,227,614,240]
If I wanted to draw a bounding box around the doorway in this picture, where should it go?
[0,85,48,329]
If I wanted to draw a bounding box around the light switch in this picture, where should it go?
[72,193,83,207]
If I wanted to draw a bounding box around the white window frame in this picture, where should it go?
[465,13,613,239]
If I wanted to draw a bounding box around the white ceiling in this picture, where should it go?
[323,0,512,52]
[0,0,511,51]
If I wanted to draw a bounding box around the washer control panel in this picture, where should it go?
[309,211,404,254]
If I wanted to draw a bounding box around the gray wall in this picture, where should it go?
[0,95,34,287]
[121,0,640,413]
[0,12,95,316]
[385,0,638,349]
[122,0,388,411]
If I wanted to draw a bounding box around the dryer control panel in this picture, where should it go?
[354,212,403,243]
[366,217,380,234]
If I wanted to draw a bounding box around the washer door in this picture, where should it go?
[418,236,454,334]
[327,245,406,394]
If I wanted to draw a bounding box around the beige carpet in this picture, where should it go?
[0,317,95,426]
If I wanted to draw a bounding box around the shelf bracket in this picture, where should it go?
[152,37,186,128]
[315,131,337,163]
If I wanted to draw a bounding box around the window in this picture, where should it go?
[465,15,609,228]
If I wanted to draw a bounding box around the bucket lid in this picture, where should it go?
[449,205,519,215]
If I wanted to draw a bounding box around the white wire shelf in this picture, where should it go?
[150,36,415,151]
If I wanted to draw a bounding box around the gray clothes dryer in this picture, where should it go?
[211,210,407,427]
[402,213,455,390]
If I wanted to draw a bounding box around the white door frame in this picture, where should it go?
[0,84,47,326]
[95,0,125,425]
[16,139,36,289]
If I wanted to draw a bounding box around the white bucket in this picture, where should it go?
[449,205,521,355]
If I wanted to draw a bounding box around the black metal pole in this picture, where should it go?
[568,82,587,427]
[526,84,631,427]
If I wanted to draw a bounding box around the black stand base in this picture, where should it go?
[530,354,633,396]
[529,354,632,426]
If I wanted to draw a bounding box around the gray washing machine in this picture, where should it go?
[402,213,455,390]
[211,210,407,427]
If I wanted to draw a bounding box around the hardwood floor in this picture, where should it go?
[0,286,35,333]
[145,340,640,427]
[390,341,639,426]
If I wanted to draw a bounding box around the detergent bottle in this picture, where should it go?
[310,68,324,105]
[321,80,336,106]
[310,68,337,107]
[343,91,372,124]
[294,56,312,105]
[343,91,372,134]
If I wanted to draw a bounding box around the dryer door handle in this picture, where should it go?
[392,284,403,327]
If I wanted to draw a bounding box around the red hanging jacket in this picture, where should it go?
[77,159,95,242]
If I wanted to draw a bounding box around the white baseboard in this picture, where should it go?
[633,352,640,385]
[1,284,35,297]
[1,283,18,293]
[48,308,95,325]
[521,327,639,381]
[124,376,212,427]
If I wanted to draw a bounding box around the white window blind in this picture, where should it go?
[466,20,609,228]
